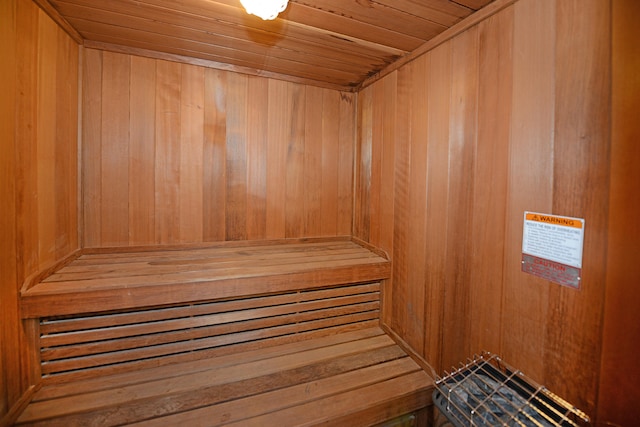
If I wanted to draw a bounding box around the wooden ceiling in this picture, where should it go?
[43,0,497,90]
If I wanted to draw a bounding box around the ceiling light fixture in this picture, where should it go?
[240,0,289,20]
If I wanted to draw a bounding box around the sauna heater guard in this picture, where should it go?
[433,352,590,427]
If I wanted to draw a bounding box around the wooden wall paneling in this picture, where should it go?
[82,49,103,248]
[203,68,227,242]
[129,55,157,245]
[354,86,372,241]
[15,0,40,282]
[468,7,513,356]
[0,0,19,416]
[2,1,79,418]
[337,92,354,236]
[368,80,384,246]
[81,58,355,246]
[284,84,306,238]
[303,86,324,237]
[154,60,182,244]
[390,64,412,340]
[246,76,268,240]
[423,43,452,369]
[100,51,130,246]
[602,0,640,418]
[55,27,79,258]
[501,0,555,379]
[265,79,290,239]
[440,27,479,369]
[546,0,611,414]
[179,64,205,243]
[599,0,640,423]
[225,72,248,241]
[378,73,397,325]
[15,1,44,391]
[405,55,429,353]
[36,12,59,266]
[319,89,340,236]
[36,7,79,264]
[378,74,397,254]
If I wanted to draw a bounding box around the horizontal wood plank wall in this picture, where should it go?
[0,0,79,419]
[82,49,355,247]
[355,0,611,416]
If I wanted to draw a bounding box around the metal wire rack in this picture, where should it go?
[433,352,590,427]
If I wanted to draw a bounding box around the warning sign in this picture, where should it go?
[522,212,585,289]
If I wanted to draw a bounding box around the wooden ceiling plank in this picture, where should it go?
[451,0,496,11]
[293,0,448,40]
[56,3,383,74]
[371,0,471,26]
[74,24,363,86]
[69,18,380,83]
[180,0,424,52]
[43,0,502,88]
[53,0,403,61]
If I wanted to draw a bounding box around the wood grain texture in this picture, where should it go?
[35,282,381,379]
[468,7,513,358]
[21,238,391,319]
[129,55,157,245]
[44,0,495,89]
[597,1,640,424]
[422,43,451,369]
[154,60,182,245]
[405,55,429,354]
[246,76,268,240]
[545,0,611,413]
[17,327,432,426]
[100,51,130,246]
[440,25,478,369]
[355,0,615,416]
[81,47,103,248]
[82,52,355,246]
[390,64,411,342]
[501,0,555,380]
[1,0,79,420]
[1,1,19,417]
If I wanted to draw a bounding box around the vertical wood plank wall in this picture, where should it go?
[81,49,355,247]
[0,0,79,417]
[355,0,611,416]
[597,0,640,424]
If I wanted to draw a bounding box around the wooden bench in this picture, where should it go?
[16,237,434,426]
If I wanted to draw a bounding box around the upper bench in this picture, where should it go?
[20,236,391,319]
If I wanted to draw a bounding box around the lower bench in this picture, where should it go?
[17,327,432,426]
[15,237,434,426]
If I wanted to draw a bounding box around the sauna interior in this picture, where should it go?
[1,0,639,425]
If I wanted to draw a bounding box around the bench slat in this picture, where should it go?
[19,331,400,424]
[40,282,381,334]
[41,300,380,360]
[18,329,433,427]
[21,238,390,318]
[128,358,423,427]
[32,327,387,402]
[41,310,380,376]
[45,248,374,282]
[36,257,386,292]
[41,292,379,347]
[222,371,432,427]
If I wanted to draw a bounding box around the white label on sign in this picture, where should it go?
[522,212,585,268]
